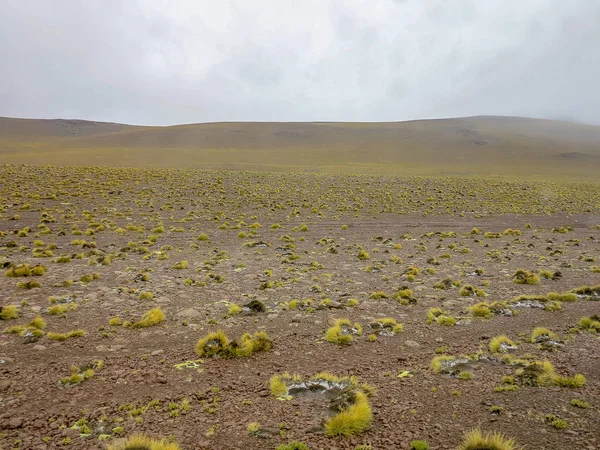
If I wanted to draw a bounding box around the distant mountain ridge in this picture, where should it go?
[1,115,599,180]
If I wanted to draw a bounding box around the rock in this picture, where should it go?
[9,417,23,429]
[404,340,421,348]
[32,344,46,351]
[151,349,164,356]
[30,305,41,312]
[177,308,202,319]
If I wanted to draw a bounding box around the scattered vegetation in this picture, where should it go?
[456,428,518,450]
[326,318,363,344]
[107,434,181,450]
[195,330,272,358]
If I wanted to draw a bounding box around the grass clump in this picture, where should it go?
[571,284,600,298]
[276,442,310,450]
[0,305,19,320]
[270,372,373,436]
[5,315,47,337]
[195,330,272,358]
[393,288,415,304]
[107,434,181,450]
[547,292,577,302]
[60,360,102,385]
[369,291,388,300]
[324,390,372,436]
[468,302,492,319]
[16,280,41,289]
[544,414,568,430]
[48,303,77,315]
[489,335,517,353]
[530,327,558,343]
[578,315,600,333]
[369,318,403,335]
[173,260,189,269]
[459,284,484,297]
[227,304,242,316]
[246,422,261,434]
[128,307,166,328]
[138,291,154,300]
[456,428,518,450]
[357,250,370,260]
[426,308,456,326]
[515,360,586,388]
[47,329,86,341]
[4,264,46,277]
[551,373,587,388]
[326,318,362,345]
[79,273,99,283]
[570,399,590,408]
[512,269,540,285]
[269,372,374,432]
[436,315,456,326]
[410,441,430,450]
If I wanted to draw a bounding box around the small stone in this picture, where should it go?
[32,344,46,351]
[9,417,23,429]
[177,308,202,319]
[404,340,421,348]
[151,349,164,356]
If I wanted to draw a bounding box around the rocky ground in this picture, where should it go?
[0,165,599,450]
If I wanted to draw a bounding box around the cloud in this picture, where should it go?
[0,0,599,125]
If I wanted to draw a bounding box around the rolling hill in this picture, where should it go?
[1,115,600,180]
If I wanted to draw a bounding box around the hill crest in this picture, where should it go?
[1,115,599,180]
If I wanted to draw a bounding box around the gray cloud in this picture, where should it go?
[1,0,599,125]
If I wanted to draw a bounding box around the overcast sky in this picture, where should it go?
[1,0,599,125]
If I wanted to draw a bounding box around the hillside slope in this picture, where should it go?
[1,116,599,179]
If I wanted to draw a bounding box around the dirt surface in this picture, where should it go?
[0,165,599,450]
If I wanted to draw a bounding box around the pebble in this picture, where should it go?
[177,308,202,319]
[32,344,47,351]
[9,417,23,429]
[404,340,421,348]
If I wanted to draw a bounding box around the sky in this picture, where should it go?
[1,0,599,126]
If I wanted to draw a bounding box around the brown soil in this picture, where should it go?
[0,166,599,450]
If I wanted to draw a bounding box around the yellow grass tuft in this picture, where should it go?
[324,391,373,436]
[132,307,165,328]
[107,434,181,450]
[0,305,19,320]
[456,428,518,450]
